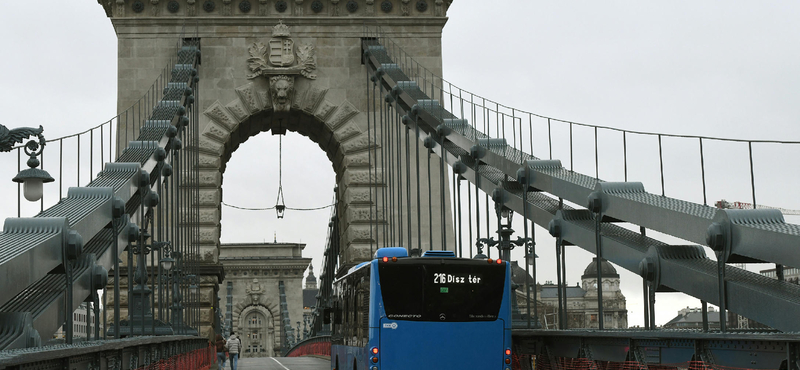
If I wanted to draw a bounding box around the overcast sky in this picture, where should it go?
[1,1,799,327]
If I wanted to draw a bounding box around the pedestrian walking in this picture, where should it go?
[226,332,242,370]
[215,334,227,370]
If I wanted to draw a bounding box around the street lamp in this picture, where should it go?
[491,203,527,262]
[2,125,54,201]
[499,206,512,224]
[525,247,538,267]
[157,246,173,326]
[188,275,199,295]
[524,242,542,329]
[160,256,175,272]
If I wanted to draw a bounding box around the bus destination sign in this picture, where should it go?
[432,273,482,284]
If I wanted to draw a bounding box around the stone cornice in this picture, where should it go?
[221,257,312,272]
[219,257,311,262]
[103,0,452,19]
[221,242,305,247]
[110,16,449,38]
[224,264,310,269]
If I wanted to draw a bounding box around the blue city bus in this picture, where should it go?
[330,247,513,370]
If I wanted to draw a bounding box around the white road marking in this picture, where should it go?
[271,357,291,370]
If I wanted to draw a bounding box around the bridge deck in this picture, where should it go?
[229,357,329,370]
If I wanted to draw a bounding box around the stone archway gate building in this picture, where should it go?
[99,0,454,338]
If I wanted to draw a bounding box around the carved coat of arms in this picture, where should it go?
[247,21,317,112]
[269,37,294,67]
[246,278,263,305]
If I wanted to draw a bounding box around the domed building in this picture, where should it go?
[523,257,628,329]
[579,257,627,329]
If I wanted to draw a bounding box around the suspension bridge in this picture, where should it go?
[0,2,798,369]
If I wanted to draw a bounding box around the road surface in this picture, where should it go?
[222,356,329,370]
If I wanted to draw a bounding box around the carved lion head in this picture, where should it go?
[269,75,295,112]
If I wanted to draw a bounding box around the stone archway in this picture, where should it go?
[180,21,453,339]
[198,77,382,269]
[104,6,453,339]
[234,302,278,357]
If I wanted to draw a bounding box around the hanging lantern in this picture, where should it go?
[275,135,286,219]
[276,203,286,219]
[4,125,54,202]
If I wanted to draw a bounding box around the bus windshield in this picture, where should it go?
[378,260,506,322]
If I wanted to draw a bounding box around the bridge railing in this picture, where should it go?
[3,24,192,221]
[307,194,339,338]
[512,330,800,370]
[362,27,800,333]
[363,26,800,215]
[0,22,207,349]
[0,336,212,370]
[366,23,800,273]
[284,335,331,358]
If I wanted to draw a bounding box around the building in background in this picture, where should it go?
[515,258,628,329]
[664,306,720,330]
[302,263,319,338]
[53,303,96,339]
[664,305,771,330]
[761,266,800,285]
[219,242,311,357]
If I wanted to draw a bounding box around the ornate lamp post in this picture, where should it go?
[170,251,185,333]
[168,252,198,336]
[160,249,175,325]
[188,274,199,332]
[524,243,542,329]
[477,204,529,262]
[477,201,531,327]
[129,226,174,336]
[2,125,54,201]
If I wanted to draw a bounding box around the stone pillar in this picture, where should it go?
[102,3,452,335]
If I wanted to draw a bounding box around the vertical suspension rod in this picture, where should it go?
[367,69,374,255]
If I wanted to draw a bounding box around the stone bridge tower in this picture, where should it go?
[98,0,454,337]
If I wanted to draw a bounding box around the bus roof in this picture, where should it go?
[347,261,370,275]
[421,250,456,258]
[374,247,408,259]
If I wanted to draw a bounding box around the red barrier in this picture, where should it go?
[135,343,213,370]
[521,356,764,370]
[285,337,332,358]
[287,341,331,357]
